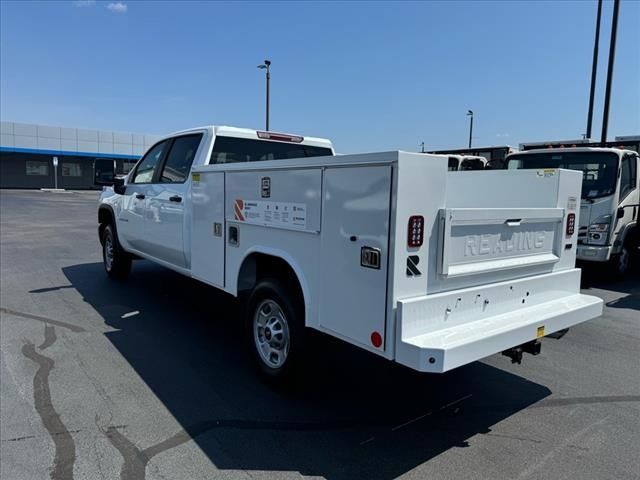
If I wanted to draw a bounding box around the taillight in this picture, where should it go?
[408,215,424,247]
[257,131,304,143]
[566,213,575,235]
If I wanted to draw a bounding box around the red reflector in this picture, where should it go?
[408,215,424,247]
[257,131,304,143]
[566,213,576,235]
[371,331,382,348]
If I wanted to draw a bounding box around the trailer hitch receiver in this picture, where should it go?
[501,340,541,364]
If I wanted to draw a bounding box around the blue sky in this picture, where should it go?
[1,0,639,153]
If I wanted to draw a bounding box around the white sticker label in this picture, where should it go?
[233,199,307,228]
[567,196,577,211]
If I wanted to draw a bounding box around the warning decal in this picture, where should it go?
[233,199,307,229]
[234,199,245,221]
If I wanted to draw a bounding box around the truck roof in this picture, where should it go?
[507,146,637,157]
[165,125,334,151]
[446,154,487,161]
[519,139,592,149]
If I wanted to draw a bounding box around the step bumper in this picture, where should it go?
[395,291,603,373]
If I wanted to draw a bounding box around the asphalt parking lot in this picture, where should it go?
[1,189,639,480]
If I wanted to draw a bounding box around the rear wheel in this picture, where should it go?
[245,277,304,383]
[101,224,132,280]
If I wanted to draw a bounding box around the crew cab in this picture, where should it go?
[506,147,639,274]
[98,126,603,382]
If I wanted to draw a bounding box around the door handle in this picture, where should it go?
[169,195,182,203]
[136,194,145,200]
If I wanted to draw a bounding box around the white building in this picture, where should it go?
[0,121,162,189]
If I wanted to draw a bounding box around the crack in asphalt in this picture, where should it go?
[1,434,37,442]
[22,325,77,480]
[2,307,86,333]
[1,430,82,443]
[103,426,196,480]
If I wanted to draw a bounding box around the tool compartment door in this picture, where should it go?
[318,165,391,351]
[438,207,564,278]
[191,171,225,287]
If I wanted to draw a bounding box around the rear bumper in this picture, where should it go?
[577,244,611,262]
[395,269,603,373]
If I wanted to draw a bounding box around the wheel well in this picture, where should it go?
[98,207,115,244]
[618,223,638,248]
[624,224,639,247]
[238,253,304,302]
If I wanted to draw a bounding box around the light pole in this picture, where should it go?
[257,59,271,131]
[467,110,474,148]
[52,156,58,190]
[586,0,602,140]
[601,0,620,143]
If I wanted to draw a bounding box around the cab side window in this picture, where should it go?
[159,134,203,183]
[620,154,637,200]
[132,141,168,184]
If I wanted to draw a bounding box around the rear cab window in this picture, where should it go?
[209,136,333,165]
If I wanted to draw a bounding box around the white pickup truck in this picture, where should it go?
[98,125,603,382]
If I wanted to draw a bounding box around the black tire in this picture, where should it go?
[245,277,305,384]
[607,244,631,277]
[101,224,132,280]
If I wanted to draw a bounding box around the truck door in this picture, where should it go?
[119,140,169,252]
[143,134,203,268]
[319,166,392,351]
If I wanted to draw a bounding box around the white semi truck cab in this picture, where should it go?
[507,147,640,274]
[97,126,603,382]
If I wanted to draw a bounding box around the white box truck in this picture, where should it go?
[97,126,603,382]
[507,147,639,274]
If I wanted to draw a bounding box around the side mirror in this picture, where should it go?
[616,207,625,219]
[113,176,127,195]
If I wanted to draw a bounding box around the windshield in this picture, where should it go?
[506,151,619,199]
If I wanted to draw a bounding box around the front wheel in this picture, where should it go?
[101,224,132,280]
[245,278,305,383]
[608,245,630,276]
